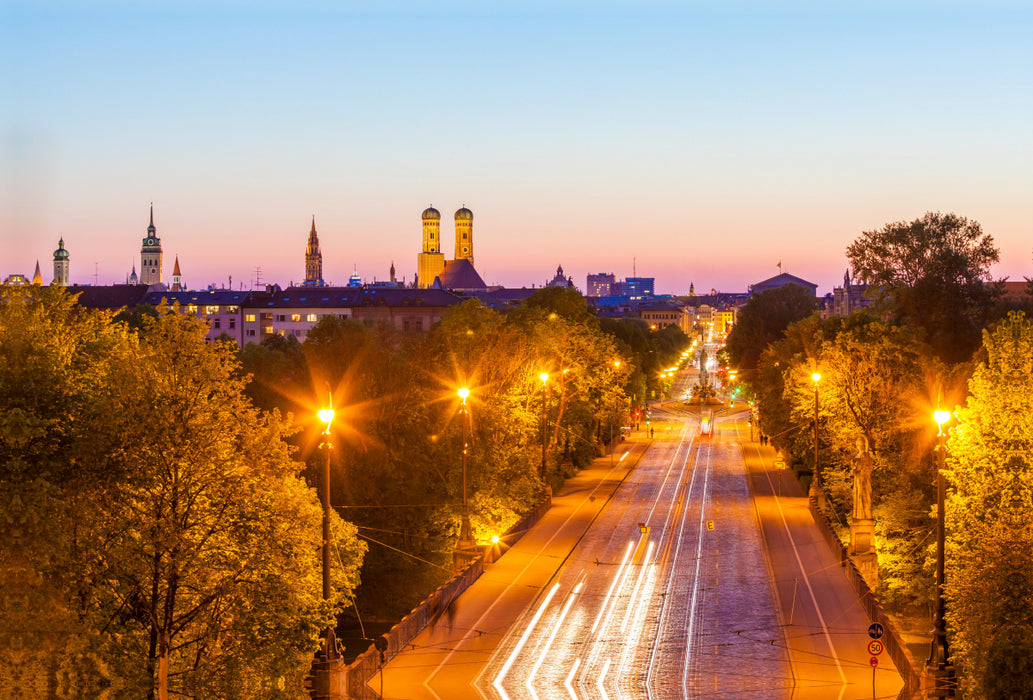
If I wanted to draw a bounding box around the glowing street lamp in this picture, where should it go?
[926,409,956,696]
[310,397,343,695]
[809,373,822,504]
[539,373,549,490]
[457,387,476,559]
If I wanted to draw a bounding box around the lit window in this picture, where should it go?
[246,314,255,322]
[205,305,219,315]
[291,314,301,322]
[186,304,198,314]
[306,313,317,322]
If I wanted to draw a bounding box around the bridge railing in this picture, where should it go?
[808,497,922,697]
[345,491,553,699]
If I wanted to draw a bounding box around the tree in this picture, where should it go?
[724,284,817,371]
[846,211,1001,363]
[944,311,1033,699]
[0,288,364,698]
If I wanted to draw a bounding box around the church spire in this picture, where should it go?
[148,202,155,233]
[303,216,324,286]
[172,256,183,291]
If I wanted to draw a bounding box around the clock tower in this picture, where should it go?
[140,204,163,286]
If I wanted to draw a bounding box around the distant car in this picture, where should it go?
[700,411,713,436]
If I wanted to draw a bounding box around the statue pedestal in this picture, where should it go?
[849,518,879,588]
[849,518,875,554]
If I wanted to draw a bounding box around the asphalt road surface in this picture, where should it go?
[374,364,905,699]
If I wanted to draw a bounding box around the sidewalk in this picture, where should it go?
[371,435,652,700]
[741,439,907,700]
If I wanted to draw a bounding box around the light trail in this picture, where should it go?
[493,582,561,693]
[563,658,580,699]
[682,439,713,695]
[619,541,655,634]
[526,581,584,690]
[597,658,611,700]
[590,541,635,634]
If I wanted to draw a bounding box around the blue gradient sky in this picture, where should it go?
[4,1,1031,294]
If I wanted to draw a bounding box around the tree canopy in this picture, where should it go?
[846,211,1001,362]
[0,287,362,698]
[723,283,817,371]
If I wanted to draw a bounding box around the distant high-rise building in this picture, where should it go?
[53,237,70,286]
[171,256,183,291]
[304,216,325,286]
[624,277,654,299]
[417,206,445,289]
[587,273,615,296]
[454,206,474,267]
[140,204,163,286]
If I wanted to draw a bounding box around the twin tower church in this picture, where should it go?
[304,204,484,290]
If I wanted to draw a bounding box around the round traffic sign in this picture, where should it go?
[868,622,884,640]
[869,656,879,668]
[868,640,884,656]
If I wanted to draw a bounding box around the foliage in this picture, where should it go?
[0,287,360,698]
[944,311,1033,698]
[724,284,817,371]
[846,211,1002,363]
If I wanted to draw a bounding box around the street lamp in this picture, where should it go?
[926,409,956,697]
[456,387,476,555]
[310,402,343,698]
[539,373,549,490]
[809,373,822,504]
[611,361,620,467]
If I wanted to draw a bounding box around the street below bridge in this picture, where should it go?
[372,373,905,699]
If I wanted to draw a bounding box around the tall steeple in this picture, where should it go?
[171,256,183,291]
[304,216,325,286]
[389,260,396,285]
[454,205,474,267]
[52,237,70,286]
[32,261,43,285]
[417,205,445,289]
[140,203,163,286]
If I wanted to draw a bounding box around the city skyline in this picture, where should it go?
[4,2,1032,294]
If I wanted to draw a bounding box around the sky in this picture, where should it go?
[3,1,1031,295]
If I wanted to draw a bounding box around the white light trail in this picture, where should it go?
[590,541,634,634]
[563,657,581,700]
[597,658,611,700]
[620,541,655,633]
[494,582,560,693]
[526,582,584,690]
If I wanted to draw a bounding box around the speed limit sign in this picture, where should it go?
[867,640,884,656]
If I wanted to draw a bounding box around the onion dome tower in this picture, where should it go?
[140,204,163,286]
[454,205,473,267]
[52,237,70,286]
[417,205,445,289]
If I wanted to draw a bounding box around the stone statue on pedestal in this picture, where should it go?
[851,435,874,520]
[849,434,878,586]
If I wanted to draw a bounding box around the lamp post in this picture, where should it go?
[539,373,549,489]
[809,373,822,504]
[926,409,956,697]
[310,404,344,699]
[611,361,620,468]
[456,387,475,553]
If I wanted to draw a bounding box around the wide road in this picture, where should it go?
[477,401,790,699]
[374,359,905,699]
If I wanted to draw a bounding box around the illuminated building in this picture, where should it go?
[53,237,70,286]
[304,216,325,286]
[140,204,163,286]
